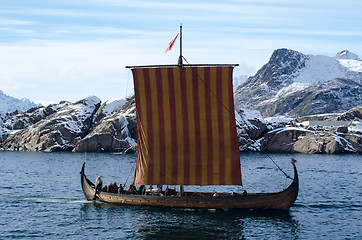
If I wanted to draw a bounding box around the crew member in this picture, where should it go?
[94,176,103,200]
[95,176,103,191]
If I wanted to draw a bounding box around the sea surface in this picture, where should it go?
[0,151,360,239]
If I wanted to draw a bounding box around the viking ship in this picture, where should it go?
[81,26,298,209]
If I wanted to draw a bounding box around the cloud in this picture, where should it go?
[0,38,188,103]
[0,19,36,26]
[0,0,361,104]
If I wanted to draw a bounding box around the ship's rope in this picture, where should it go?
[266,154,292,179]
[183,56,292,180]
[124,164,135,188]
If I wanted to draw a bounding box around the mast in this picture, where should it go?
[178,24,183,66]
[177,24,183,194]
[178,24,183,192]
[178,24,183,193]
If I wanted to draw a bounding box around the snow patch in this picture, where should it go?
[337,59,362,73]
[265,116,293,125]
[102,99,126,116]
[294,55,345,85]
[349,121,362,132]
[274,82,309,99]
[237,108,265,123]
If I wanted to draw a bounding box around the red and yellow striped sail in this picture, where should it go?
[132,66,242,186]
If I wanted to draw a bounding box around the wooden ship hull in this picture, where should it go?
[80,162,298,210]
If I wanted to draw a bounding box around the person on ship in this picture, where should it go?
[113,182,118,193]
[93,176,103,200]
[138,185,145,195]
[95,176,103,191]
[107,182,114,193]
[118,184,124,194]
[127,183,137,194]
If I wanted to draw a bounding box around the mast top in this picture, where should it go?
[178,24,183,66]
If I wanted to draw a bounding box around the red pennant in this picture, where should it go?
[165,33,179,53]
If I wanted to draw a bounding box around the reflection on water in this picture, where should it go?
[79,202,299,239]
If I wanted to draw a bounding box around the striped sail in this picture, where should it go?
[132,66,242,186]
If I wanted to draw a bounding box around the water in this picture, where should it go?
[0,151,360,239]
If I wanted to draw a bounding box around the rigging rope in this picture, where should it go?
[183,56,292,180]
[124,164,135,188]
[267,154,292,179]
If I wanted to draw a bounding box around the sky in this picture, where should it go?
[0,0,361,105]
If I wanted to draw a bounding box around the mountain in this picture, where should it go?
[234,49,362,117]
[0,90,40,113]
[0,95,360,154]
[0,96,135,152]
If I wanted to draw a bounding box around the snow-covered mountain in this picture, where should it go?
[234,49,362,117]
[0,90,40,113]
[0,95,134,152]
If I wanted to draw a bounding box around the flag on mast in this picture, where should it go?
[165,33,179,53]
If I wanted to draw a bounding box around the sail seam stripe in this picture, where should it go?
[168,68,178,185]
[204,67,214,185]
[216,67,225,184]
[143,68,154,183]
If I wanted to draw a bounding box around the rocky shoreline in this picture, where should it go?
[0,96,361,154]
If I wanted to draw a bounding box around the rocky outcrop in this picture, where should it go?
[3,101,71,130]
[335,106,362,121]
[0,101,72,141]
[72,98,132,152]
[1,96,101,152]
[258,107,362,154]
[236,109,268,151]
[260,127,361,154]
[93,99,126,125]
[73,112,136,152]
[260,127,308,153]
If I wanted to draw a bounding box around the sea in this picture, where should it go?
[0,151,360,239]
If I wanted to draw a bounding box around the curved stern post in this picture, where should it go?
[287,159,299,208]
[80,162,96,201]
